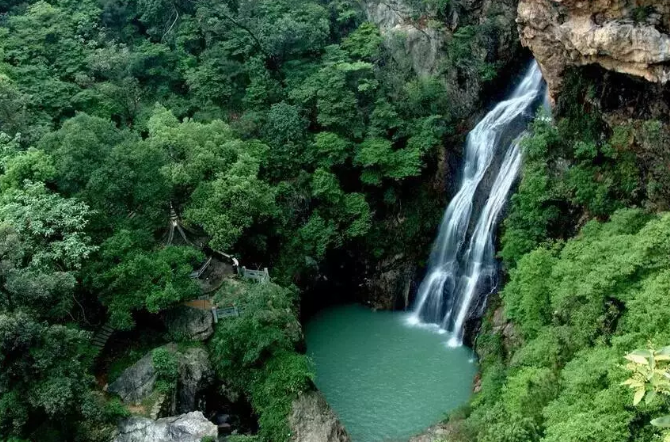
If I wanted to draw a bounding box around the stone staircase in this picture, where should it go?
[91,322,115,356]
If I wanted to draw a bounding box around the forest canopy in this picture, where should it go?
[2,0,668,441]
[0,0,460,439]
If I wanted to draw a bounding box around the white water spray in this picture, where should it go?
[409,62,546,346]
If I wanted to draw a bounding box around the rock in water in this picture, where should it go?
[164,305,213,341]
[289,391,351,442]
[113,411,217,442]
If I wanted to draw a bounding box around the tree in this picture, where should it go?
[38,113,136,195]
[146,106,278,250]
[90,229,202,330]
[209,280,312,442]
[355,137,422,186]
[185,153,277,251]
[0,182,103,439]
[622,347,670,441]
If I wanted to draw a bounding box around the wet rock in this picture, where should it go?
[364,253,416,310]
[164,305,213,341]
[177,347,214,414]
[289,391,351,442]
[113,411,217,442]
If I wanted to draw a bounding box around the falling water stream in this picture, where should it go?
[409,62,546,346]
[306,62,546,442]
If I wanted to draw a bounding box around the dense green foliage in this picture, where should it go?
[500,78,642,269]
[0,0,465,438]
[2,0,666,439]
[622,347,670,441]
[450,74,670,442]
[210,280,312,442]
[450,209,670,442]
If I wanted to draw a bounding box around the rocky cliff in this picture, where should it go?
[363,0,522,118]
[518,0,670,98]
[357,0,524,309]
[289,391,351,442]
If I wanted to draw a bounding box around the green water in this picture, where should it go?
[305,304,477,442]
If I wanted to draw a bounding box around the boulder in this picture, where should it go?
[113,411,217,442]
[289,391,351,442]
[108,349,157,404]
[164,305,214,341]
[108,344,214,415]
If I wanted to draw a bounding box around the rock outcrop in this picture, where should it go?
[113,411,217,442]
[177,346,214,414]
[518,0,670,98]
[108,344,214,416]
[409,424,456,442]
[363,0,521,117]
[364,253,415,310]
[289,391,351,442]
[164,305,214,341]
[363,0,445,77]
[108,348,158,404]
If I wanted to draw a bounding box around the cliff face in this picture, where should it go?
[289,391,351,442]
[357,0,523,309]
[518,0,670,98]
[363,0,522,118]
[362,0,445,77]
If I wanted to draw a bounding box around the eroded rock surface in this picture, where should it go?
[518,0,670,97]
[289,391,351,442]
[108,349,157,404]
[113,411,217,442]
[164,305,213,341]
[364,253,415,310]
[363,0,445,77]
[177,346,214,414]
[362,0,521,117]
[108,344,213,415]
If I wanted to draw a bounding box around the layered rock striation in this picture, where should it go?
[518,0,670,97]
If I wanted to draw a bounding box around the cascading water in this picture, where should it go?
[408,61,546,347]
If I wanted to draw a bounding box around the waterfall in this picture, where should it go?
[408,61,546,347]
